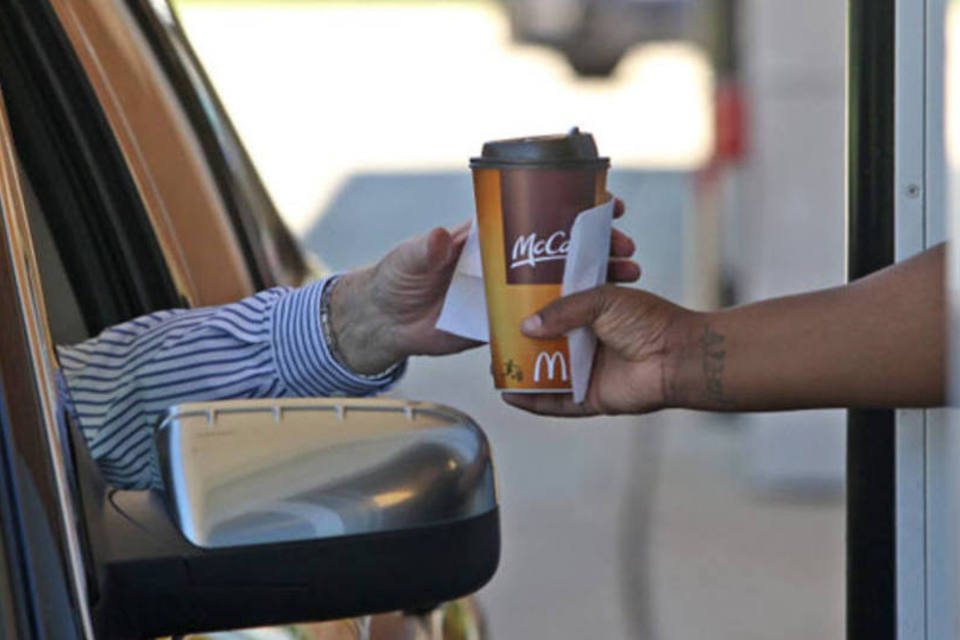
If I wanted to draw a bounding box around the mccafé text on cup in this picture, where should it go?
[470,129,609,392]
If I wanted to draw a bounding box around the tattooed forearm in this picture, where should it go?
[700,324,731,406]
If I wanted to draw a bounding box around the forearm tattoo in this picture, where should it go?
[700,324,731,406]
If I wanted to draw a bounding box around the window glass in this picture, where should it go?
[17,160,88,345]
[0,0,182,335]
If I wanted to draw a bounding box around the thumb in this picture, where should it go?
[521,285,613,339]
[396,227,455,275]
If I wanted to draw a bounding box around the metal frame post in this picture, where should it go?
[846,0,897,637]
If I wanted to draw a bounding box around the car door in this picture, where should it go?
[0,62,95,640]
[39,0,309,309]
[123,0,312,293]
[0,2,192,636]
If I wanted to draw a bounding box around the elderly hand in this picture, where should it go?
[330,199,640,375]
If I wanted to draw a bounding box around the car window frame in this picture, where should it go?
[0,81,91,639]
[0,0,185,335]
[127,0,310,290]
[45,0,262,307]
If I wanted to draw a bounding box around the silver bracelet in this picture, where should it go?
[319,276,400,380]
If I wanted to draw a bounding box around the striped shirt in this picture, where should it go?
[57,278,405,490]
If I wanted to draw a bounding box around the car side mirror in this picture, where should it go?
[75,398,499,638]
[156,398,498,549]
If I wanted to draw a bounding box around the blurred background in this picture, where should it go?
[172,0,846,637]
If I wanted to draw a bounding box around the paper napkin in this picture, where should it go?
[436,200,616,403]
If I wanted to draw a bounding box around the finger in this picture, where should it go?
[449,219,472,241]
[449,232,468,259]
[609,228,635,258]
[451,232,469,250]
[613,197,626,219]
[399,228,454,275]
[608,259,641,283]
[502,392,599,417]
[450,226,470,250]
[427,227,456,267]
[520,285,613,338]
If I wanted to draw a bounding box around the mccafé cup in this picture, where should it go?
[470,129,609,392]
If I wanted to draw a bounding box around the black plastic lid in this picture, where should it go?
[470,127,610,169]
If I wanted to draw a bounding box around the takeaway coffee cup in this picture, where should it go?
[470,129,610,392]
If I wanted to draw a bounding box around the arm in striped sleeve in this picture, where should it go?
[56,277,406,490]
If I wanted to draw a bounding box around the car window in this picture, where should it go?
[17,162,87,345]
[0,84,92,640]
[0,0,185,334]
[42,0,262,307]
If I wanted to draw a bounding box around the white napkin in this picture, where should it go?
[436,200,616,403]
[435,221,489,342]
[561,201,614,402]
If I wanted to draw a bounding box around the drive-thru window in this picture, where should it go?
[849,0,956,638]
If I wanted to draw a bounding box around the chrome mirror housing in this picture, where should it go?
[155,398,498,548]
[79,398,499,637]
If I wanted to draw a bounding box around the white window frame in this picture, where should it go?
[894,0,954,637]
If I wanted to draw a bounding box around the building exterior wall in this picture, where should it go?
[735,0,847,490]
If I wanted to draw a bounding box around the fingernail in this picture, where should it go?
[521,314,542,334]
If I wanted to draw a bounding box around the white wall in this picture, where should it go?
[735,0,847,491]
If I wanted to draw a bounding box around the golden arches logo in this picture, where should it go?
[534,351,569,383]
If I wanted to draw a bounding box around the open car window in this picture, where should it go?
[17,161,87,345]
[0,0,185,335]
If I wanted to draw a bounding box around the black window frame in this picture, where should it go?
[847,1,896,638]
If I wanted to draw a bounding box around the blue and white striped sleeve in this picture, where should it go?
[57,277,406,490]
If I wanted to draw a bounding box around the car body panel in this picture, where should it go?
[47,0,254,306]
[128,0,312,293]
[505,0,694,76]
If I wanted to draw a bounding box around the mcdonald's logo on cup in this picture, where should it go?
[534,351,569,383]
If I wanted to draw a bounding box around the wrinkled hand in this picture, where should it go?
[331,199,640,375]
[329,221,474,375]
[503,285,693,416]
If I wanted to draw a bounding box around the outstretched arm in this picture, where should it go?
[59,210,641,487]
[506,243,946,416]
[58,279,404,489]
